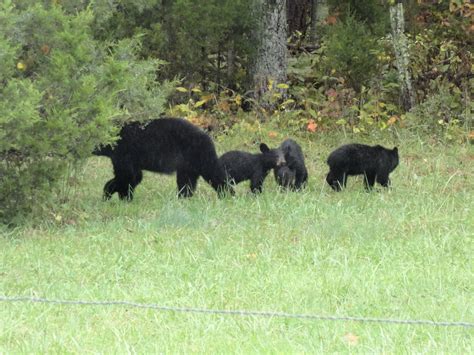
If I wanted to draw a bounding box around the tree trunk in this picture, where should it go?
[287,0,310,38]
[216,42,222,94]
[252,0,288,107]
[227,39,236,89]
[390,1,415,111]
[310,0,328,43]
[161,0,175,55]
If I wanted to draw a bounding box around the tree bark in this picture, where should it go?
[287,0,310,38]
[390,0,415,111]
[310,0,328,43]
[227,39,235,89]
[252,0,288,107]
[216,42,222,93]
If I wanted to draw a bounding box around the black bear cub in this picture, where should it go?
[274,166,295,188]
[326,143,399,191]
[93,117,232,200]
[274,139,308,190]
[219,143,285,193]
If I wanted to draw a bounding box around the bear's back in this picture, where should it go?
[220,151,261,183]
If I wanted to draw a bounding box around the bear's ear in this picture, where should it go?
[260,143,270,153]
[393,147,398,153]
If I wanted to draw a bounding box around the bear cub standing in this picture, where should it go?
[274,166,295,189]
[93,118,232,200]
[326,143,399,191]
[274,139,308,190]
[219,143,285,193]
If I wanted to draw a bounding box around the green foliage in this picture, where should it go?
[409,28,472,105]
[408,0,473,43]
[80,0,255,88]
[281,41,400,134]
[0,2,173,224]
[276,3,471,137]
[169,0,254,85]
[322,16,379,92]
[347,86,401,133]
[406,80,471,142]
[328,0,390,34]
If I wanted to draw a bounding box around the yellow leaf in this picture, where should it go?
[267,79,274,91]
[176,87,188,93]
[191,87,202,93]
[194,99,207,108]
[276,83,289,89]
[235,94,242,106]
[387,115,398,125]
[246,253,257,260]
[282,99,295,105]
[17,61,26,70]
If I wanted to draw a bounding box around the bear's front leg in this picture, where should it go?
[250,174,264,194]
[363,172,376,191]
[376,174,391,188]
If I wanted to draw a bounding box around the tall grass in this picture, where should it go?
[1,130,472,352]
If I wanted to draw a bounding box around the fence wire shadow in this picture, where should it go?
[1,295,473,328]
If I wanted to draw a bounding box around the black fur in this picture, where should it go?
[274,139,308,190]
[275,166,296,188]
[326,143,399,191]
[93,117,232,200]
[219,143,285,193]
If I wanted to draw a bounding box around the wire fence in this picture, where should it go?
[1,295,473,328]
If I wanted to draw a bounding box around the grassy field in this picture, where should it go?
[1,129,473,352]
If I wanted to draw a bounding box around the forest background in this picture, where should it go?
[0,1,473,351]
[0,0,472,221]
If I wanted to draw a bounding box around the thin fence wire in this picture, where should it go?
[1,295,473,328]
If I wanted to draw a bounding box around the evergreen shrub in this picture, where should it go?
[0,1,173,223]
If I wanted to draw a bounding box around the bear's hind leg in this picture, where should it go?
[112,156,141,201]
[294,168,308,190]
[122,170,143,200]
[117,174,141,201]
[103,178,117,200]
[177,170,199,198]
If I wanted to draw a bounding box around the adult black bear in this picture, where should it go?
[93,118,232,200]
[274,139,308,190]
[326,144,399,191]
[219,143,285,193]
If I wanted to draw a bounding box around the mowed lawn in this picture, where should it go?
[1,131,473,352]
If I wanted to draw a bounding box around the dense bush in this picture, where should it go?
[0,2,173,223]
[406,81,471,141]
[322,15,379,92]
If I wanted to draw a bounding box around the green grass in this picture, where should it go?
[1,130,473,352]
